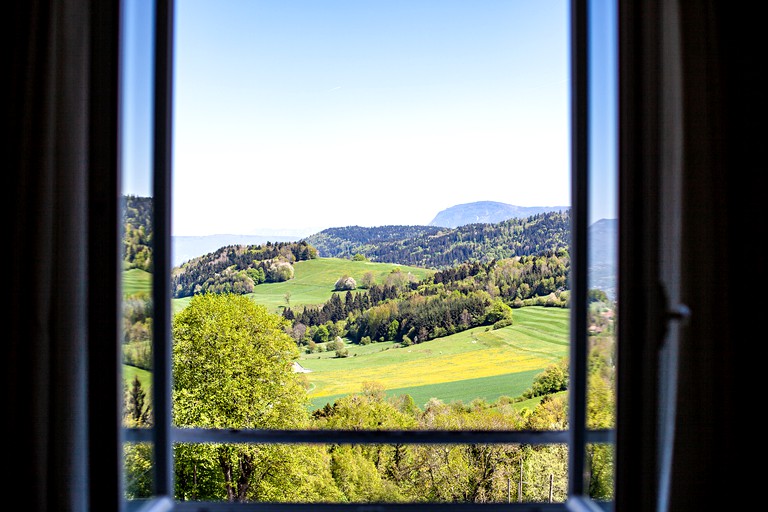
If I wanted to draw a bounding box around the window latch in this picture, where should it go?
[656,283,691,349]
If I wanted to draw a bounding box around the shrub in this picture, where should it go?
[334,274,357,291]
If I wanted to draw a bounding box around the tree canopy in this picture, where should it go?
[172,292,308,429]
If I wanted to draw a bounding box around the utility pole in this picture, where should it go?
[518,457,523,502]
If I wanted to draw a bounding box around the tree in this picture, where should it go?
[334,274,357,291]
[527,359,569,398]
[172,293,311,501]
[360,271,376,289]
[123,376,152,427]
[266,260,294,282]
[485,299,514,325]
[387,319,400,341]
[587,288,609,304]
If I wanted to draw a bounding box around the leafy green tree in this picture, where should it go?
[172,293,312,501]
[485,299,514,325]
[386,319,399,341]
[123,376,152,427]
[588,288,609,304]
[246,266,266,284]
[330,445,400,502]
[314,325,331,343]
[360,271,375,289]
[124,443,154,499]
[266,260,294,282]
[527,359,569,398]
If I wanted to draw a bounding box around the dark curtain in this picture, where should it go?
[7,1,121,511]
[618,1,758,511]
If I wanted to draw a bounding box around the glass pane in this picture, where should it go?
[169,442,568,504]
[587,0,616,504]
[120,0,157,499]
[123,441,156,500]
[586,442,614,504]
[172,0,572,433]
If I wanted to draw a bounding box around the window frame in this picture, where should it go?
[123,0,614,510]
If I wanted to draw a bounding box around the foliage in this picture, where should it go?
[171,293,315,501]
[123,443,154,499]
[122,291,153,369]
[172,292,308,428]
[291,249,568,350]
[122,195,153,271]
[334,274,357,290]
[522,359,569,400]
[304,210,571,269]
[123,376,152,427]
[170,241,316,298]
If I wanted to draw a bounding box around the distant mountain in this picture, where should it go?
[588,218,618,300]
[429,201,570,228]
[172,234,299,266]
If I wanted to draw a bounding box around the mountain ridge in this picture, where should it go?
[430,201,570,228]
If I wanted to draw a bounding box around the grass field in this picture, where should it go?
[169,257,433,315]
[509,390,568,413]
[302,306,569,408]
[244,258,432,314]
[122,364,152,397]
[122,268,151,296]
[310,368,545,410]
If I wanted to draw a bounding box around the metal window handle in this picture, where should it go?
[666,303,691,324]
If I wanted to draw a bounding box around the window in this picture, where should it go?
[8,1,750,511]
[121,0,616,510]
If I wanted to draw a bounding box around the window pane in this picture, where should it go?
[172,0,572,432]
[587,0,616,504]
[121,0,157,499]
[168,442,568,504]
[123,441,156,500]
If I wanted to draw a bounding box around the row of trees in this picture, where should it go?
[124,293,616,504]
[283,251,569,348]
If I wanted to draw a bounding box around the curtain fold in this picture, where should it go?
[9,1,92,510]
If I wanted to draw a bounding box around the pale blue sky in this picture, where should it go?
[122,0,615,237]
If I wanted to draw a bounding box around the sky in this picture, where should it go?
[122,0,616,237]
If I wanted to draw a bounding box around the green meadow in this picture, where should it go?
[122,268,152,296]
[301,306,569,408]
[170,257,432,315]
[122,364,152,397]
[245,257,432,314]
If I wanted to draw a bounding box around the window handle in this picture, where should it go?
[666,303,691,324]
[656,283,691,348]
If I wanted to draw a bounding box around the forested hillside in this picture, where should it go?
[282,249,570,350]
[304,210,571,269]
[122,195,153,271]
[171,241,318,298]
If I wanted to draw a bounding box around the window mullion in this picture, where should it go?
[568,0,589,500]
[151,0,175,499]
